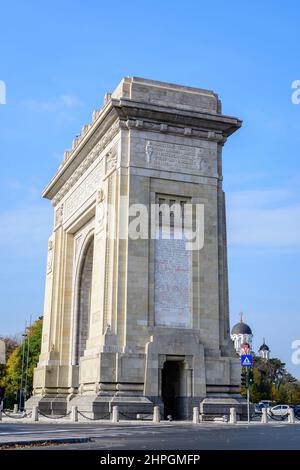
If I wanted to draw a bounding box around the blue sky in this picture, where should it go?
[0,0,300,377]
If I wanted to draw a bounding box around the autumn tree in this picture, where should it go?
[0,335,19,400]
[246,356,300,405]
[2,318,42,407]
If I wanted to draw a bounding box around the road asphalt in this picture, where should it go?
[0,420,300,450]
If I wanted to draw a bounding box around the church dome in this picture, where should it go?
[231,320,252,335]
[259,342,270,351]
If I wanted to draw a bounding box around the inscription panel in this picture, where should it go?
[145,140,216,175]
[154,237,191,327]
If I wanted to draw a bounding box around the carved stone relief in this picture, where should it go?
[55,205,63,228]
[95,187,106,235]
[105,146,118,176]
[63,163,104,222]
[46,239,54,274]
[144,140,215,175]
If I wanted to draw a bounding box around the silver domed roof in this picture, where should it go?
[231,320,252,335]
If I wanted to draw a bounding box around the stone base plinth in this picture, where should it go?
[200,395,253,421]
[25,394,68,415]
[68,394,155,420]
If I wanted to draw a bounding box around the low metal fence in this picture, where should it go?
[77,410,110,421]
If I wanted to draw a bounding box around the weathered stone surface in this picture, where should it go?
[26,77,245,419]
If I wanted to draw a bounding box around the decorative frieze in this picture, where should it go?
[63,163,104,221]
[52,120,119,206]
[120,118,226,144]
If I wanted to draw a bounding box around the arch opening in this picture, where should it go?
[75,236,94,365]
[161,358,187,420]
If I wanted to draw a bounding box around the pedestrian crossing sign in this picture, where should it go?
[241,354,252,367]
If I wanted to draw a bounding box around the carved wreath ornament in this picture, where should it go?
[96,188,106,228]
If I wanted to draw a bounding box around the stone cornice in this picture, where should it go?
[42,101,118,201]
[43,95,241,202]
[113,98,242,137]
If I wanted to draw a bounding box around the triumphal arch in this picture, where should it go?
[27,77,246,419]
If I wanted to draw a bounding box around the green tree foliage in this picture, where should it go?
[271,384,289,404]
[0,336,19,396]
[242,356,300,404]
[1,318,42,401]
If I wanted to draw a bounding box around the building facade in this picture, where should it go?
[258,339,270,360]
[231,315,253,356]
[27,77,246,419]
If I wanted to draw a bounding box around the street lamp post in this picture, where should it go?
[18,328,27,411]
[24,316,32,403]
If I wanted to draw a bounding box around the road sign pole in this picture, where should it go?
[240,354,252,422]
[247,369,250,423]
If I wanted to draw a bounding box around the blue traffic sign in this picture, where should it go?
[241,354,252,367]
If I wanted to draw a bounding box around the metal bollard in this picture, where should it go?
[13,404,18,413]
[32,406,39,422]
[261,408,268,424]
[112,406,119,423]
[153,406,160,423]
[193,407,199,424]
[288,408,295,424]
[229,407,237,424]
[71,406,78,422]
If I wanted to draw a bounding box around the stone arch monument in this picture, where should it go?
[27,77,247,419]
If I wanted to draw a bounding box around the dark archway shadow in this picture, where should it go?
[161,360,185,420]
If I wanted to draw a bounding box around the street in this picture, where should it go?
[0,421,300,450]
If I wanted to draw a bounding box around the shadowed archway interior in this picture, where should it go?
[162,360,185,420]
[75,237,94,365]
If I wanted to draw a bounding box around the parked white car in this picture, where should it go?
[269,405,290,416]
[260,400,274,407]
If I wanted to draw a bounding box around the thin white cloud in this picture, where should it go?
[225,172,269,186]
[227,189,300,251]
[23,94,82,113]
[228,189,291,209]
[2,177,42,200]
[60,94,82,108]
[0,204,52,257]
